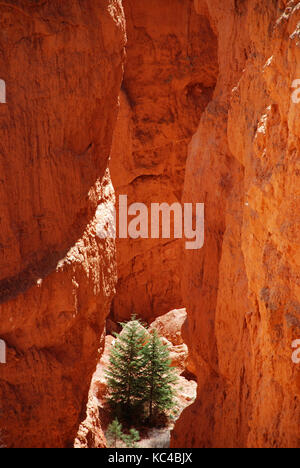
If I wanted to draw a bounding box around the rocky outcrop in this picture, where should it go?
[148,307,197,376]
[172,0,300,449]
[109,0,218,322]
[0,0,125,448]
[75,335,115,449]
[149,309,187,346]
[149,309,189,374]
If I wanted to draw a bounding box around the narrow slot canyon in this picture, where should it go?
[0,0,299,450]
[75,0,217,447]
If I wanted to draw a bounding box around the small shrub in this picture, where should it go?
[106,418,123,448]
[106,418,140,449]
[122,428,140,448]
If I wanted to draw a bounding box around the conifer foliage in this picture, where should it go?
[106,419,140,448]
[105,317,177,425]
[105,318,147,416]
[142,330,177,421]
[106,418,123,448]
[121,428,140,448]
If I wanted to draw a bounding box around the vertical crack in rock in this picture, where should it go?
[109,0,218,323]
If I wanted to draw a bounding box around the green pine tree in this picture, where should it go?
[141,330,177,423]
[106,418,123,448]
[105,318,147,418]
[121,428,140,448]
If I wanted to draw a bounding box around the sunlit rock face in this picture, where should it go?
[0,0,125,448]
[109,0,218,322]
[172,0,300,449]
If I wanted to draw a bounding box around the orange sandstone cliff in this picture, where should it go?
[0,0,125,448]
[172,0,300,449]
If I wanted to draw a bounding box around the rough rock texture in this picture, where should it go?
[75,334,114,449]
[0,0,125,448]
[149,309,189,374]
[172,0,300,449]
[149,308,187,346]
[109,0,218,322]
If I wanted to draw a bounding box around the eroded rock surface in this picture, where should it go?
[75,335,115,449]
[149,308,187,346]
[172,0,300,449]
[149,309,189,374]
[109,0,218,322]
[0,0,125,448]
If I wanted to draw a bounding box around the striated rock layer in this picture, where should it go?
[109,0,218,322]
[172,0,300,449]
[0,0,125,448]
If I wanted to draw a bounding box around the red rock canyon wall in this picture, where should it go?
[109,0,218,322]
[172,0,300,449]
[0,0,125,448]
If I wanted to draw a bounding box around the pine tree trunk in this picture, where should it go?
[149,341,155,423]
[149,396,153,422]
